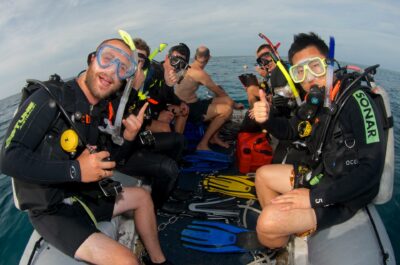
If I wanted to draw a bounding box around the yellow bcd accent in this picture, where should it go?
[298,121,312,138]
[60,129,79,153]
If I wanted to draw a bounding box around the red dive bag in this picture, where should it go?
[236,132,273,173]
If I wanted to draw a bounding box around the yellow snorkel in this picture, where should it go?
[118,29,136,51]
[136,43,168,100]
[149,43,168,60]
[258,33,302,106]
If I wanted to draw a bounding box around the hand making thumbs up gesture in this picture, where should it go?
[253,89,271,124]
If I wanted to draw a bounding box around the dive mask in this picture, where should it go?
[169,55,189,72]
[96,44,137,80]
[256,52,273,68]
[289,57,327,83]
[137,52,150,70]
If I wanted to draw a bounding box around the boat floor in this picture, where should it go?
[153,144,293,265]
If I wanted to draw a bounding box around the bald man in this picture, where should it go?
[175,46,243,150]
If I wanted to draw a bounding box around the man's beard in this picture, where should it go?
[85,66,120,100]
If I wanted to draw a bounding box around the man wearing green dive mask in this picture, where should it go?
[253,33,385,250]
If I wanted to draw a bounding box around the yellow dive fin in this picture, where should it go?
[203,175,257,200]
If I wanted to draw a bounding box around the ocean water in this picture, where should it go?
[0,56,399,264]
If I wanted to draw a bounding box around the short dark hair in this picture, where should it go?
[133,38,150,56]
[256,43,272,54]
[169,43,190,62]
[288,32,329,64]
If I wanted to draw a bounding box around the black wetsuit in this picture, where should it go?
[0,80,132,257]
[117,132,185,209]
[142,61,183,121]
[113,62,186,209]
[262,86,385,230]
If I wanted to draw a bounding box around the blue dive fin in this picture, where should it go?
[183,150,232,163]
[181,220,262,253]
[181,161,230,173]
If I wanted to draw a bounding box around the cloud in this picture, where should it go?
[0,0,399,99]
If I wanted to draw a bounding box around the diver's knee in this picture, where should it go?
[172,132,186,149]
[225,97,234,107]
[218,104,233,119]
[159,158,179,181]
[255,166,272,187]
[256,206,281,235]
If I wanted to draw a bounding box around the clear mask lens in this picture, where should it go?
[96,44,137,80]
[289,57,326,83]
[256,52,273,67]
[169,55,188,72]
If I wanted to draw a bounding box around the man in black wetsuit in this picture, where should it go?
[253,33,385,249]
[142,43,190,134]
[1,38,171,265]
[113,40,189,212]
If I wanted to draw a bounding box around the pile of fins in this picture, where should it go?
[181,150,232,173]
[188,197,241,220]
[181,220,263,253]
[202,175,257,200]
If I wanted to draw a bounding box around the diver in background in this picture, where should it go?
[141,43,190,134]
[175,45,244,151]
[111,40,190,213]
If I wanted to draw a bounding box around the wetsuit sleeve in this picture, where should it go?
[310,92,384,208]
[1,89,81,184]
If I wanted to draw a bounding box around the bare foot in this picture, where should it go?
[210,135,230,148]
[196,143,211,151]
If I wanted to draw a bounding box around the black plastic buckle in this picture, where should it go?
[139,130,156,146]
[98,179,122,197]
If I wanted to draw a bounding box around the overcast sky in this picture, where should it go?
[0,0,399,99]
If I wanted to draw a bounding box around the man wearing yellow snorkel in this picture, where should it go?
[1,38,172,265]
[253,32,385,250]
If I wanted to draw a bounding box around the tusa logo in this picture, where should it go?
[353,90,380,144]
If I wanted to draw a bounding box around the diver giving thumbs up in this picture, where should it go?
[253,89,271,124]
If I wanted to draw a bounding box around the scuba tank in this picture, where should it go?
[321,65,394,204]
[370,82,394,204]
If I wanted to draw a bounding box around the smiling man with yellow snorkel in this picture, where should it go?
[253,32,385,250]
[1,36,173,265]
